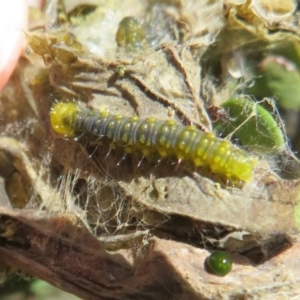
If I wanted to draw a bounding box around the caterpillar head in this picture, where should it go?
[50,102,78,137]
[230,155,258,182]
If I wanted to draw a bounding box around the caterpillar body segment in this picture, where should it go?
[50,102,257,182]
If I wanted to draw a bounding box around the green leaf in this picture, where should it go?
[248,55,300,110]
[214,98,285,153]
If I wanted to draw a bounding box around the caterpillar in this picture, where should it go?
[50,102,257,182]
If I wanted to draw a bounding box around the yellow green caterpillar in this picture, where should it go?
[50,102,257,182]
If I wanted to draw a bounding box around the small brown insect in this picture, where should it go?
[207,106,229,123]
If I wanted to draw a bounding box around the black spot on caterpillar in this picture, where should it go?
[50,102,257,182]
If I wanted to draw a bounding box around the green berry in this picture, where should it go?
[206,251,232,276]
[115,17,146,50]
